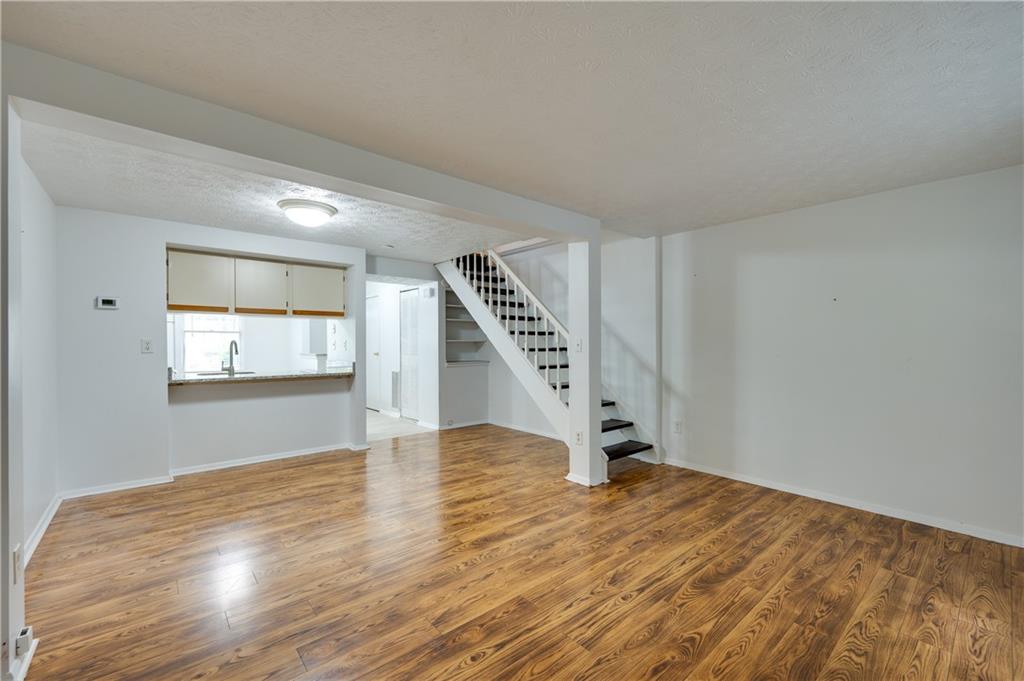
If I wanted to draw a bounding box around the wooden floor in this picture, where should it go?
[27,425,1021,680]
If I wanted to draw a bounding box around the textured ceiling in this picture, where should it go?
[4,2,1022,236]
[21,121,525,263]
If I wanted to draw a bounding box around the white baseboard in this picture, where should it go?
[60,475,175,501]
[171,443,355,476]
[25,494,62,565]
[440,419,489,430]
[10,638,38,681]
[664,456,1023,548]
[417,420,440,430]
[487,419,560,441]
[565,472,609,487]
[348,442,371,452]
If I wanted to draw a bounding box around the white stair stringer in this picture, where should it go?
[437,259,570,444]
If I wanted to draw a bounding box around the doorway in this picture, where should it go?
[364,278,439,442]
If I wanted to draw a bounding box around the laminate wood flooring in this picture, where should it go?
[26,425,1021,680]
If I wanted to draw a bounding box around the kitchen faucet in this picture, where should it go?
[222,340,239,376]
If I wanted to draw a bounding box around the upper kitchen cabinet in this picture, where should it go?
[167,250,234,312]
[291,264,346,317]
[235,258,289,314]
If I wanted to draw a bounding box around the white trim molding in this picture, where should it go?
[9,638,38,681]
[24,494,62,565]
[170,443,357,476]
[665,457,1023,548]
[564,472,609,487]
[60,475,176,501]
[440,419,490,430]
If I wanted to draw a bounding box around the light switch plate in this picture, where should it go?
[140,339,154,354]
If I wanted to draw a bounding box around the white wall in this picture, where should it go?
[662,166,1023,545]
[18,154,59,547]
[56,207,367,490]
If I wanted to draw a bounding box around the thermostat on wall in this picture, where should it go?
[95,296,120,310]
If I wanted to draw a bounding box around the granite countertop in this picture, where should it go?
[168,366,354,386]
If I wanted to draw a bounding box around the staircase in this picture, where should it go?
[437,251,655,467]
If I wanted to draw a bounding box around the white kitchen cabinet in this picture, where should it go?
[291,264,346,317]
[167,250,234,312]
[235,258,288,314]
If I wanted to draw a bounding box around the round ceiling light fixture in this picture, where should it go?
[277,199,337,227]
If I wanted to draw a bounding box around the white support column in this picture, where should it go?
[566,239,606,486]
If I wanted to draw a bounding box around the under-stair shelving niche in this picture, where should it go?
[437,251,657,472]
[444,284,489,366]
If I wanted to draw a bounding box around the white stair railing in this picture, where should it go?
[453,251,571,405]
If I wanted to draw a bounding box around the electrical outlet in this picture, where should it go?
[673,420,682,434]
[447,418,454,426]
[140,339,154,354]
[575,431,583,446]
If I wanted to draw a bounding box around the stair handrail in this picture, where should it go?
[484,249,569,339]
[452,250,571,405]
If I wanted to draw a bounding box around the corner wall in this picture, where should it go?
[662,165,1023,545]
[17,152,59,553]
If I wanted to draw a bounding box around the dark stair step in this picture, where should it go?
[475,286,513,295]
[602,418,634,433]
[552,382,570,390]
[601,399,615,407]
[537,363,569,370]
[470,274,506,283]
[527,346,567,352]
[489,300,527,308]
[500,314,540,321]
[603,440,654,461]
[510,330,555,336]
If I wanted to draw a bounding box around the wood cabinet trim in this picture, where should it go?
[292,309,346,318]
[235,307,288,316]
[167,304,231,313]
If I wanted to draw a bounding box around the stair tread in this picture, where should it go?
[601,418,634,433]
[551,382,570,390]
[601,399,615,407]
[527,346,567,352]
[510,330,555,336]
[537,363,569,369]
[603,440,654,461]
[500,315,540,321]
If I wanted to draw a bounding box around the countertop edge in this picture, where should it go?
[168,371,354,386]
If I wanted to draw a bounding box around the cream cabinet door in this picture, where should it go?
[234,258,289,314]
[167,250,234,312]
[291,264,346,316]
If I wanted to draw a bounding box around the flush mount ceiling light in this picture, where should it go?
[277,199,337,227]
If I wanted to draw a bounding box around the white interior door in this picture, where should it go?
[366,295,383,411]
[399,288,419,420]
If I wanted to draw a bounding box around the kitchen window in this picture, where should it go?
[169,314,242,373]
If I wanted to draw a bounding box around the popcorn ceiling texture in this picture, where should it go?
[21,122,525,264]
[4,2,1022,235]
